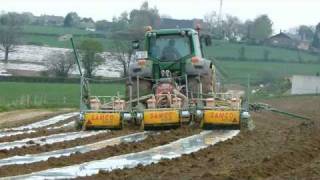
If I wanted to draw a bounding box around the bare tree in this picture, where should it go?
[110,41,132,77]
[204,11,219,33]
[222,15,242,41]
[44,51,75,77]
[0,13,22,63]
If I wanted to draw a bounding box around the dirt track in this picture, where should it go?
[85,96,320,180]
[0,108,74,129]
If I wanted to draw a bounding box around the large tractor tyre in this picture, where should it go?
[188,77,200,98]
[201,68,215,96]
[187,70,215,98]
[126,78,152,101]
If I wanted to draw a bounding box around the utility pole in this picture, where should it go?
[218,0,224,38]
[247,74,251,111]
[218,0,223,25]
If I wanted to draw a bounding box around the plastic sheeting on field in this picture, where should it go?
[7,130,239,180]
[0,130,107,150]
[0,130,36,138]
[0,112,78,138]
[8,112,78,131]
[0,132,148,167]
[46,121,75,130]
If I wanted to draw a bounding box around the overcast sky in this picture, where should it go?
[1,0,320,32]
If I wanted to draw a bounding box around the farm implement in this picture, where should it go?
[73,27,251,130]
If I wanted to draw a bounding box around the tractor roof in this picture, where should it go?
[148,28,197,35]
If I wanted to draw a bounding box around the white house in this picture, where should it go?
[291,75,320,94]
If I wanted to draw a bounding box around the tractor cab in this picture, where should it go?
[132,28,206,80]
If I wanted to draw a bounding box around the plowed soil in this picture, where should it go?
[262,95,320,120]
[0,126,201,177]
[0,109,74,129]
[85,96,320,180]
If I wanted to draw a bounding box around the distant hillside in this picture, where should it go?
[215,60,320,85]
[206,40,320,85]
[206,40,319,64]
[14,24,320,86]
[20,25,113,49]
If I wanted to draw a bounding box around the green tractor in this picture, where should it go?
[128,27,215,102]
[127,27,239,129]
[77,27,248,130]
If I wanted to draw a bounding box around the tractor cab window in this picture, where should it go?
[149,35,191,61]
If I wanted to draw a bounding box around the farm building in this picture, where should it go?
[291,75,320,94]
[265,32,297,49]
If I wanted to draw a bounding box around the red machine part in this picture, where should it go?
[155,83,174,95]
[154,83,175,108]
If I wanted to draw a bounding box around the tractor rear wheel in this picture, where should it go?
[188,77,199,98]
[126,78,152,101]
[187,69,215,98]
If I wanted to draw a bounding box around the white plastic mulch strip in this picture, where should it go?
[0,130,107,150]
[0,130,36,138]
[6,130,239,180]
[0,112,78,138]
[0,132,149,167]
[8,112,78,131]
[0,121,74,139]
[46,121,75,130]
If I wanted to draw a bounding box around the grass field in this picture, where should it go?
[215,60,320,85]
[0,82,125,110]
[206,40,319,63]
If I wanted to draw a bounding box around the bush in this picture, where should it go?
[43,51,75,78]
